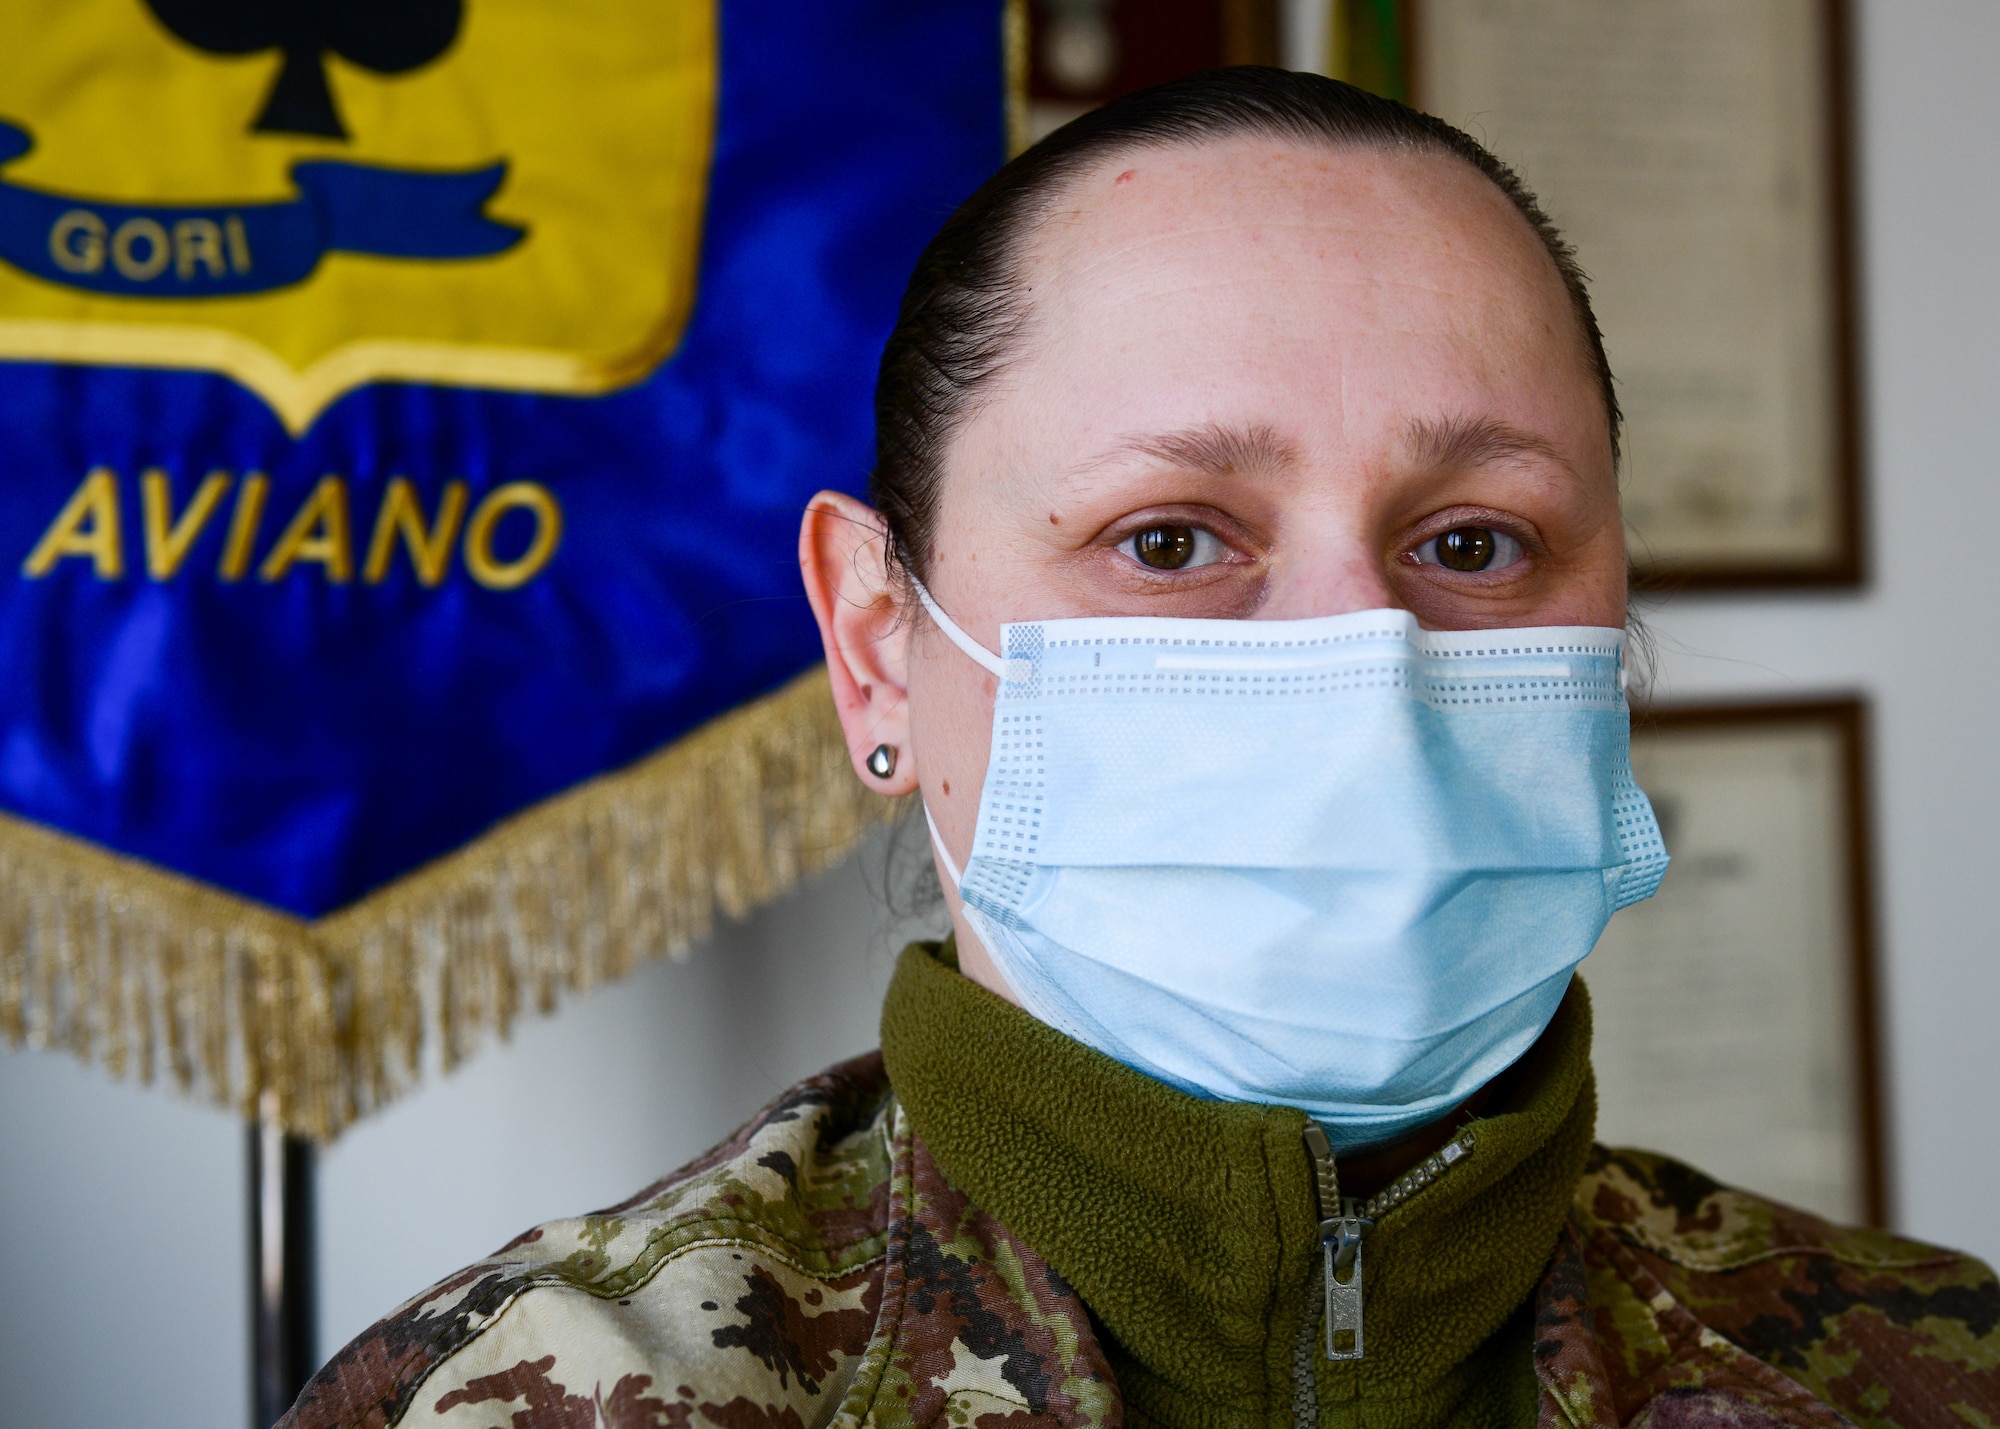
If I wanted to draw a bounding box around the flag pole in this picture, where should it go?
[250,1091,316,1427]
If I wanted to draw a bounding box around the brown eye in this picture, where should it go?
[1436,528,1494,570]
[1133,525,1197,569]
[1415,526,1524,573]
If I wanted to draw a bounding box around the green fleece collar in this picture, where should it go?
[880,940,1597,1429]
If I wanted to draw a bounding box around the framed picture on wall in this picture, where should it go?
[1412,0,1865,588]
[1583,699,1887,1225]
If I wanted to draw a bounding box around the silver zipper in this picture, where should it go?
[1299,1123,1477,1363]
[1303,1123,1371,1361]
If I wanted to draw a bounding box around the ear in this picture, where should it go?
[799,491,921,796]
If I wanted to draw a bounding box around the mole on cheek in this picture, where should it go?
[942,780,951,796]
[1049,512,1061,525]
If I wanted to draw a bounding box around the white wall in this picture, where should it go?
[0,1035,248,1427]
[3,2,1997,1420]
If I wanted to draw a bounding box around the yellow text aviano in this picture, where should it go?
[20,467,561,589]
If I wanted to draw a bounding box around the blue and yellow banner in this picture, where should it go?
[0,0,1010,1133]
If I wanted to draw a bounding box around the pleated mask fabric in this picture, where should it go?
[913,582,1667,1150]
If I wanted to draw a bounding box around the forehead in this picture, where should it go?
[1004,137,1593,437]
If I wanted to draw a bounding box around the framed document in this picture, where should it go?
[1583,700,1886,1224]
[1413,0,1864,587]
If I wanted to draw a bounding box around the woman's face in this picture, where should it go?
[804,137,1625,999]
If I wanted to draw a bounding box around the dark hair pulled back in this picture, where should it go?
[869,65,1619,582]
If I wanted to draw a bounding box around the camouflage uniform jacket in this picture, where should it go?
[286,1050,2000,1429]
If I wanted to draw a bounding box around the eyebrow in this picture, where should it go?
[1404,414,1575,477]
[1092,421,1299,478]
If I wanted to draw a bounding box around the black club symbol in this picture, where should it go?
[143,0,465,140]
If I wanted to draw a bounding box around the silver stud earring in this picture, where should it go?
[866,743,898,780]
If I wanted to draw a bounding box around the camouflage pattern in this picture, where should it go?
[1537,1147,2000,1429]
[282,1053,1116,1429]
[286,1059,1999,1429]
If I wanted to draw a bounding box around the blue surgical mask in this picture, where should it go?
[912,581,1668,1150]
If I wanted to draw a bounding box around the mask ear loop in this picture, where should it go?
[906,570,1029,998]
[922,801,964,890]
[908,576,1033,684]
[923,799,1032,1005]
[901,575,976,890]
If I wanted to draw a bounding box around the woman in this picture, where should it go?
[288,70,1999,1429]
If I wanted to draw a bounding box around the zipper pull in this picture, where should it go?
[1302,1123,1372,1361]
[1323,1200,1372,1361]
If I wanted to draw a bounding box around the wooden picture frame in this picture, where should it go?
[1585,698,1887,1225]
[1018,0,1279,145]
[1409,0,1865,589]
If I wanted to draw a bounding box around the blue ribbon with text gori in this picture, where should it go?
[0,120,523,298]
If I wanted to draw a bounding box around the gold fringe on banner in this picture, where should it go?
[0,666,900,1140]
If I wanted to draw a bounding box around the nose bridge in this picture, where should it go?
[1255,503,1399,620]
